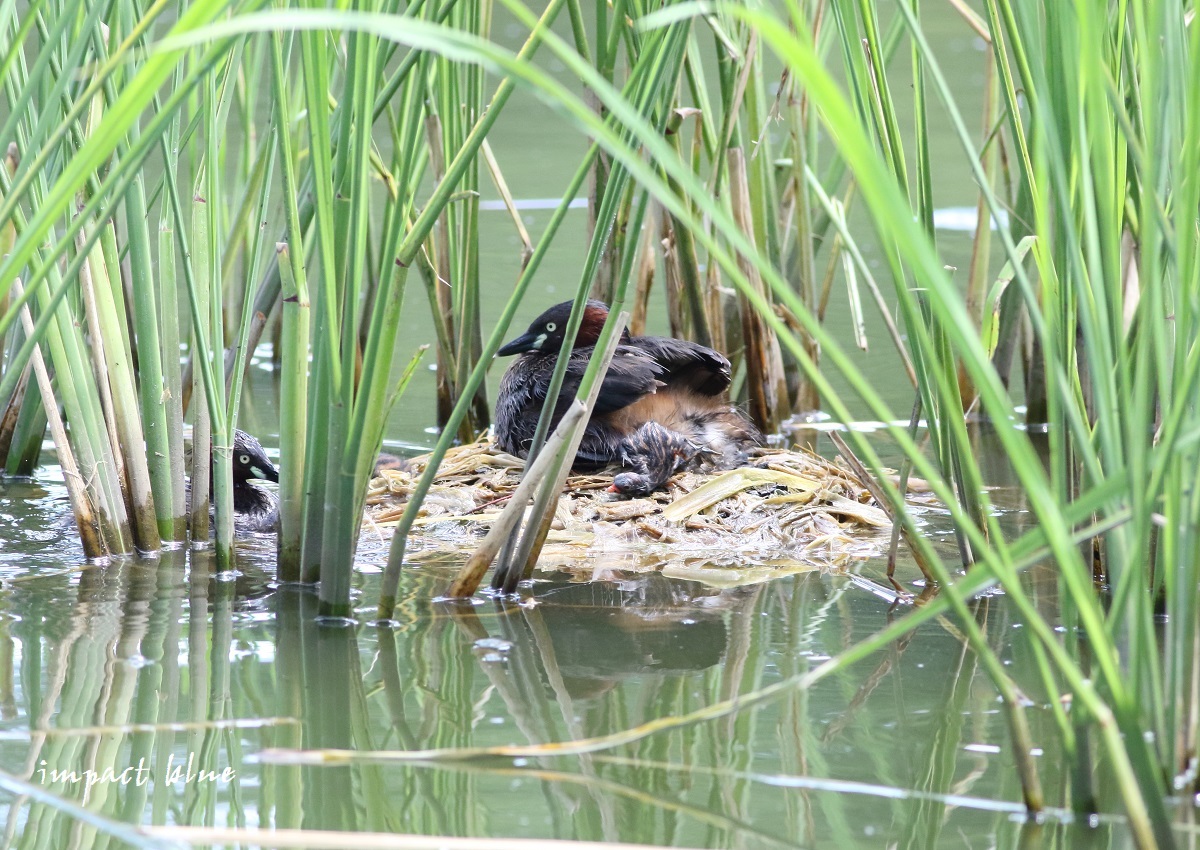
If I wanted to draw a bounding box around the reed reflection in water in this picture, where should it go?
[0,538,1157,848]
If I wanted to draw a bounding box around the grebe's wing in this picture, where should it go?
[632,337,731,396]
[576,346,663,415]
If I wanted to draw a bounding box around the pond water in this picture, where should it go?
[0,501,1148,848]
[0,14,1175,850]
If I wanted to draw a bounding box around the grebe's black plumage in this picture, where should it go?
[495,300,762,495]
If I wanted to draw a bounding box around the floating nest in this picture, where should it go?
[364,437,894,587]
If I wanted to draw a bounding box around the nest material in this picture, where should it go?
[364,437,892,586]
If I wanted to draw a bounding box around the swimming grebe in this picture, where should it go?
[187,429,280,534]
[228,429,280,533]
[495,300,762,495]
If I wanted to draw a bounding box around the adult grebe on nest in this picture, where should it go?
[494,300,762,496]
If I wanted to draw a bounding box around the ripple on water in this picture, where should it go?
[0,468,86,578]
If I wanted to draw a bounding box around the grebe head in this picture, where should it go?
[232,429,279,484]
[497,300,627,356]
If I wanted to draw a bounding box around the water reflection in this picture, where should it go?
[0,540,1165,848]
[0,424,1183,847]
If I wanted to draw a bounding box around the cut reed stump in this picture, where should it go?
[364,437,895,588]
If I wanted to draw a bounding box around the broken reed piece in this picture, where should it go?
[447,401,586,598]
[495,310,631,593]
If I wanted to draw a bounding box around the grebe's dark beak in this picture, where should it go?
[497,330,541,356]
[254,460,280,483]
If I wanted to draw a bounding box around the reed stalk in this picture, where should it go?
[123,128,182,544]
[728,147,788,434]
[275,236,309,582]
[12,280,103,558]
[78,221,162,553]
